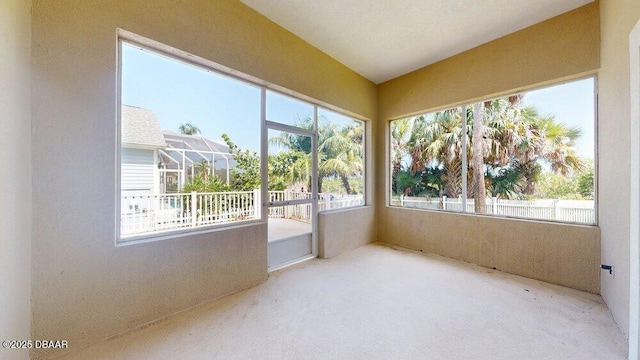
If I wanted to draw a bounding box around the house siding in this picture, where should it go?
[121,147,155,194]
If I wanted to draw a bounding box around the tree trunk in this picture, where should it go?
[442,159,462,198]
[340,174,352,194]
[472,103,487,213]
[391,161,401,194]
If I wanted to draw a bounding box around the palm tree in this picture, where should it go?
[318,122,364,194]
[536,117,584,175]
[268,125,314,190]
[472,102,487,213]
[178,123,201,135]
[194,159,210,181]
[402,95,585,202]
[269,116,364,194]
[390,117,418,194]
[412,108,465,197]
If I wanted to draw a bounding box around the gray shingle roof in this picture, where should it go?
[121,105,167,147]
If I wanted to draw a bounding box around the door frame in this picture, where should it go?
[261,89,319,270]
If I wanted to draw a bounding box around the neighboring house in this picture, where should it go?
[121,105,234,196]
[160,130,234,190]
[121,105,167,197]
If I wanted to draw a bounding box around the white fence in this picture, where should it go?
[267,191,364,220]
[122,190,364,236]
[121,190,260,236]
[390,196,595,224]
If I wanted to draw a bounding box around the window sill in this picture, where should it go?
[385,204,598,228]
[116,218,266,247]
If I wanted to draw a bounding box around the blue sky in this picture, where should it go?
[122,42,594,159]
[523,78,595,159]
[121,43,261,151]
[122,43,359,153]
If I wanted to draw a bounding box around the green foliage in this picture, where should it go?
[222,133,261,191]
[178,123,201,135]
[269,115,364,194]
[179,174,230,216]
[536,164,594,200]
[395,170,423,196]
[391,94,589,200]
[390,167,442,197]
[182,174,229,193]
[268,151,309,191]
[321,177,363,195]
[488,167,525,200]
[576,167,595,198]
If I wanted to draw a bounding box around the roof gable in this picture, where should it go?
[121,105,167,147]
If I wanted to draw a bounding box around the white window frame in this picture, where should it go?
[387,76,598,226]
[115,29,368,245]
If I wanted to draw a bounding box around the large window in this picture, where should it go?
[265,91,365,210]
[118,35,367,241]
[119,41,262,240]
[390,78,596,225]
[317,108,365,209]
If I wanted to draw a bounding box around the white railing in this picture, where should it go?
[121,190,260,236]
[121,190,364,236]
[267,191,364,221]
[390,196,595,224]
[318,193,364,211]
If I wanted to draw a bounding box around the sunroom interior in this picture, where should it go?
[3,0,640,359]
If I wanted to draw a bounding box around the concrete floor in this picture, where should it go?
[268,218,311,242]
[57,244,626,360]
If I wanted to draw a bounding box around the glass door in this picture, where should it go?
[265,123,317,270]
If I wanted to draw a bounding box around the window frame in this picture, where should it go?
[116,30,369,244]
[316,106,367,211]
[386,75,598,226]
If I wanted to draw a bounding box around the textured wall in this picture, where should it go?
[0,1,32,360]
[377,3,600,121]
[318,207,375,259]
[375,4,601,293]
[380,209,600,293]
[599,0,640,338]
[30,0,376,359]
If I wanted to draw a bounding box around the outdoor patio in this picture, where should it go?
[268,218,311,242]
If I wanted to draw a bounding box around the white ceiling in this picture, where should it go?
[240,0,594,84]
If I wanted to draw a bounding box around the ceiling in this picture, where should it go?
[240,0,594,84]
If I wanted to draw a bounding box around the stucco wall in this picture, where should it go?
[30,1,376,359]
[319,110,377,259]
[381,209,600,293]
[375,4,601,293]
[0,1,32,360]
[318,206,376,259]
[599,0,640,338]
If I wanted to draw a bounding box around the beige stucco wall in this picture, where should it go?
[377,3,600,121]
[381,209,600,293]
[599,0,640,338]
[318,206,376,259]
[30,1,376,359]
[0,1,32,360]
[375,3,602,293]
[318,109,377,259]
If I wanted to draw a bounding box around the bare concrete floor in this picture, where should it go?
[268,218,311,242]
[57,244,626,360]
